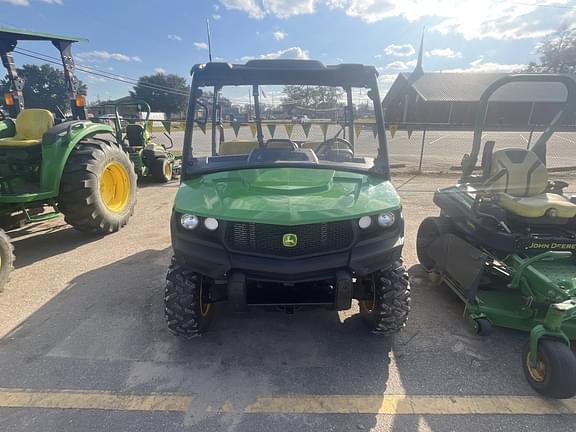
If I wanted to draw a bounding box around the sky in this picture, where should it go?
[1,0,575,102]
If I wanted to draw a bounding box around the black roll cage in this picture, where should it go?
[182,60,391,180]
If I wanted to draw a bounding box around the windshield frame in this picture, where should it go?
[182,61,391,180]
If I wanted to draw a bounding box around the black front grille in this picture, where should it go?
[225,220,354,257]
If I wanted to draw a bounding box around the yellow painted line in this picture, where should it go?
[0,389,575,415]
[246,395,576,415]
[0,388,191,412]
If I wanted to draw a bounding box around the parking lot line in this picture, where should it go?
[0,388,575,415]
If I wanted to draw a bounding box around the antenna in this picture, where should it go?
[206,19,213,62]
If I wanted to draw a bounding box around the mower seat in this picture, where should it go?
[486,148,576,218]
[0,109,54,147]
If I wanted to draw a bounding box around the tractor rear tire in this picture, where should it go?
[416,216,452,271]
[165,261,214,338]
[151,157,172,183]
[0,229,14,292]
[359,262,411,335]
[522,340,576,399]
[59,139,137,234]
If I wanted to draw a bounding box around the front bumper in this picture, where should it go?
[170,216,404,282]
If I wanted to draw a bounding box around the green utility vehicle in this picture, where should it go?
[165,60,410,337]
[416,75,576,398]
[0,28,137,291]
[113,100,177,183]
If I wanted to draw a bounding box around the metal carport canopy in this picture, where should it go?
[0,27,86,43]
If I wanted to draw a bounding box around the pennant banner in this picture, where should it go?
[354,123,362,139]
[161,120,171,134]
[302,122,312,138]
[371,123,378,138]
[197,121,206,134]
[231,121,241,138]
[249,123,257,138]
[389,123,398,139]
[267,124,277,138]
[407,127,414,139]
[284,123,294,138]
[319,123,329,139]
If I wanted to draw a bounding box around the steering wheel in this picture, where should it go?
[315,137,354,161]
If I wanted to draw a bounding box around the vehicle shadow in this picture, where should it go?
[7,223,103,269]
[0,248,394,432]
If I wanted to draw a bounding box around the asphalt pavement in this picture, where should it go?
[0,174,575,431]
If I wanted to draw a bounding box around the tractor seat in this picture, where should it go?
[485,148,576,219]
[125,124,146,147]
[0,109,54,147]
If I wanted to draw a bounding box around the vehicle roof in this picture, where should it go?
[190,60,379,88]
[0,27,87,43]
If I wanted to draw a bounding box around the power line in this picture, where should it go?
[12,48,190,97]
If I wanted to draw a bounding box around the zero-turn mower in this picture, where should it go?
[0,27,137,291]
[416,74,576,398]
[113,100,177,183]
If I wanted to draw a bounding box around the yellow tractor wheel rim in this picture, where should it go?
[526,352,546,383]
[164,162,172,179]
[100,162,130,213]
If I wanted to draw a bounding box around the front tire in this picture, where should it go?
[165,262,214,338]
[359,263,411,335]
[59,139,137,234]
[416,216,452,271]
[522,340,576,399]
[0,229,14,292]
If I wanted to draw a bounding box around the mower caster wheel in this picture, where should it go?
[523,340,576,399]
[164,261,215,338]
[473,318,493,336]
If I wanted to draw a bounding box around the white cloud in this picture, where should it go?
[425,48,462,58]
[39,0,63,3]
[241,46,310,61]
[273,31,287,40]
[77,51,142,63]
[442,57,526,73]
[385,59,417,71]
[194,42,209,50]
[1,0,30,5]
[168,34,182,41]
[219,0,316,19]
[154,67,167,74]
[219,0,570,40]
[212,14,222,20]
[383,43,415,57]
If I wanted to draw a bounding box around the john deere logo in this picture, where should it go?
[282,233,298,248]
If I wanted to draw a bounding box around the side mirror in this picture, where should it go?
[195,103,208,126]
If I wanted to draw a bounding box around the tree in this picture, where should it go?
[525,26,576,74]
[282,85,344,109]
[0,64,87,112]
[131,73,189,118]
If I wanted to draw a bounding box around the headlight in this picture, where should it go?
[377,212,396,228]
[358,216,372,229]
[204,217,219,231]
[180,214,199,230]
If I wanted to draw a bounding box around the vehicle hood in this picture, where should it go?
[174,167,401,225]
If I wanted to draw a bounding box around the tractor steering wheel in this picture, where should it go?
[315,137,354,161]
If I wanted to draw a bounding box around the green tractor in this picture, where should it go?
[416,74,576,398]
[0,28,137,291]
[112,100,177,183]
[165,60,410,337]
